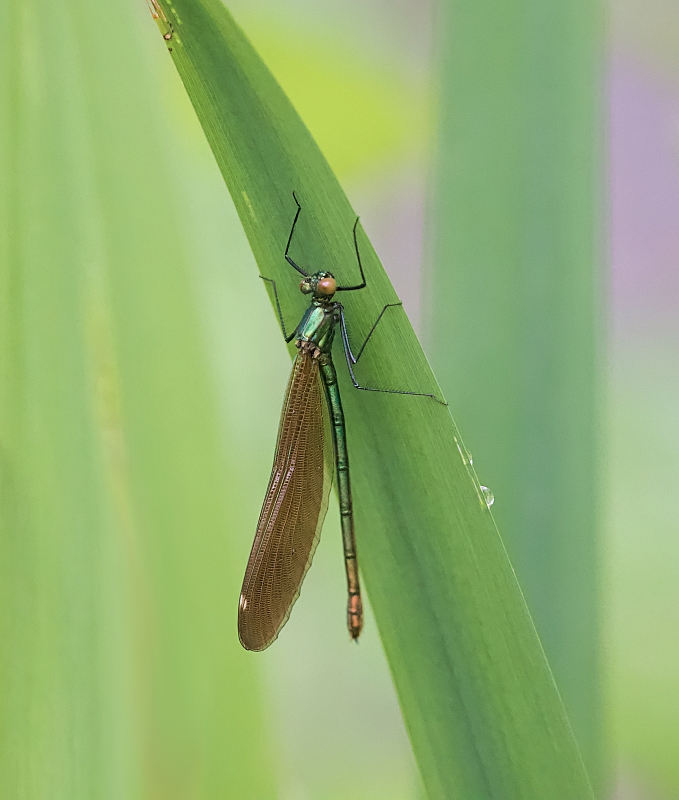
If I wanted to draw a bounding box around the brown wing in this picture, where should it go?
[238,349,333,651]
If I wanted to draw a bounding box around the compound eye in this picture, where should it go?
[317,276,337,296]
[300,279,313,294]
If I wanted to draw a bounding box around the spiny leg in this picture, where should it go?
[284,191,309,277]
[341,302,401,364]
[287,191,367,290]
[339,304,447,405]
[260,276,298,343]
[336,216,367,291]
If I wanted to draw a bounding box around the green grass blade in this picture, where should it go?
[0,0,273,796]
[424,0,604,786]
[149,1,595,797]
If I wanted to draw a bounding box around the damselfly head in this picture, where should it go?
[300,272,337,300]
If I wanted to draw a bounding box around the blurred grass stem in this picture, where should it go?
[0,0,273,796]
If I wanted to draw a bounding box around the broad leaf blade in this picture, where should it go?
[150,1,595,797]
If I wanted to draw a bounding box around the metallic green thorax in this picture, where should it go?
[296,302,339,354]
[294,271,363,639]
[295,269,341,354]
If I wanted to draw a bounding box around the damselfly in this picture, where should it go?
[238,193,442,651]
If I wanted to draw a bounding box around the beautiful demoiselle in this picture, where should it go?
[238,193,442,651]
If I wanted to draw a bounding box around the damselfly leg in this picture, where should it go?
[278,192,446,403]
[284,191,366,290]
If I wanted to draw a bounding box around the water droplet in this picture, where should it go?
[480,486,494,508]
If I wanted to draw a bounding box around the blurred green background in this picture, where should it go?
[1,0,677,797]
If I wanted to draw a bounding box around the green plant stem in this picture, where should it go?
[425,0,604,788]
[150,1,596,797]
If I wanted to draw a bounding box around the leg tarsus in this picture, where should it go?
[347,370,447,405]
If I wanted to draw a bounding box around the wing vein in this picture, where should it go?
[239,350,333,651]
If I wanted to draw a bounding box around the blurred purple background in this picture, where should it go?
[610,58,679,327]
